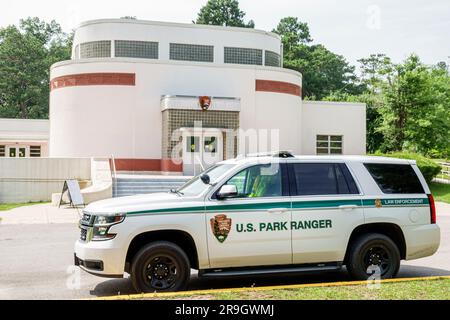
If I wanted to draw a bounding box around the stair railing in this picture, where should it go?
[110,154,117,197]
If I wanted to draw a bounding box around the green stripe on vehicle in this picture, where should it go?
[362,198,429,207]
[126,197,429,216]
[291,199,362,209]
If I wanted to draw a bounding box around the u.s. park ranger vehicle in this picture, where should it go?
[74,152,440,292]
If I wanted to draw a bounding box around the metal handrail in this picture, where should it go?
[436,161,450,183]
[110,154,117,197]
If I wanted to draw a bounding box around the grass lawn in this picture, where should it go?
[430,182,450,203]
[0,202,46,211]
[141,278,450,300]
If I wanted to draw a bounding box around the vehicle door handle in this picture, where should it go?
[339,205,358,210]
[267,208,288,213]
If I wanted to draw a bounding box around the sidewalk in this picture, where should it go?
[0,202,449,225]
[436,202,450,216]
[0,203,80,225]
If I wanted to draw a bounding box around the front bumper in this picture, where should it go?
[74,239,126,277]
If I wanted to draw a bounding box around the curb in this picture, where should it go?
[91,275,450,300]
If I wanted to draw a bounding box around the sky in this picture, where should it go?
[1,0,449,68]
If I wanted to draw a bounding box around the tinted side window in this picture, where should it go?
[364,163,424,194]
[225,164,283,198]
[291,163,359,196]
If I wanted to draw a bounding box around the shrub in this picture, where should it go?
[372,152,442,183]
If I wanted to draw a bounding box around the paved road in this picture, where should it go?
[0,214,449,300]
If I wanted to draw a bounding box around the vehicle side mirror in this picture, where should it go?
[200,174,210,185]
[217,185,238,199]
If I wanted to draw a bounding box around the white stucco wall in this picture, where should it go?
[49,19,366,163]
[0,158,91,203]
[0,118,49,157]
[301,101,366,155]
[49,59,302,158]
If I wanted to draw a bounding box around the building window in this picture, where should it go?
[74,45,80,59]
[224,47,263,65]
[316,135,343,155]
[265,50,281,67]
[0,145,5,157]
[115,40,159,59]
[170,43,214,62]
[80,41,111,59]
[30,146,41,157]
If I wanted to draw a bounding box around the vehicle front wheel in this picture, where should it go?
[131,241,190,293]
[346,233,400,280]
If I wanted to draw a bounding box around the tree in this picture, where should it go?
[378,55,450,157]
[0,18,72,119]
[272,17,312,54]
[195,0,254,28]
[358,53,393,93]
[273,17,361,99]
[284,44,361,99]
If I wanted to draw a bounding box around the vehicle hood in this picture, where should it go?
[84,192,201,215]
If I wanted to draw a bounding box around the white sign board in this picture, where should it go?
[59,180,84,207]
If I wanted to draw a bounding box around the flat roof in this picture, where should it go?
[77,18,281,41]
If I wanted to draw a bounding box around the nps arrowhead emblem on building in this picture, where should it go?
[199,96,212,111]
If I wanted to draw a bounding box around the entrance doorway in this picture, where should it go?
[181,129,223,176]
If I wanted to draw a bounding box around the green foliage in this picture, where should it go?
[195,0,254,28]
[272,17,312,53]
[325,54,450,158]
[0,17,72,119]
[273,17,362,99]
[430,182,450,203]
[377,55,450,157]
[373,152,442,183]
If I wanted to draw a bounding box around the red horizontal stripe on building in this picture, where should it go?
[50,73,136,91]
[111,159,183,172]
[255,80,301,97]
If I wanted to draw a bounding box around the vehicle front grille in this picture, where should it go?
[80,228,87,241]
[80,211,94,226]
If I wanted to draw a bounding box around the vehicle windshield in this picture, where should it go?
[176,164,236,196]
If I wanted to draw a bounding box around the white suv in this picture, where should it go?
[74,153,440,292]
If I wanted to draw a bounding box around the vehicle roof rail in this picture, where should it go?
[245,151,294,158]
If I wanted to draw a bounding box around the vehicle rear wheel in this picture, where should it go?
[131,241,190,293]
[347,233,400,280]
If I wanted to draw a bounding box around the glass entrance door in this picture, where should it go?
[182,129,223,176]
[7,146,27,158]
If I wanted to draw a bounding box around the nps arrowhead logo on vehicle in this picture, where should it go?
[375,199,382,208]
[210,214,232,243]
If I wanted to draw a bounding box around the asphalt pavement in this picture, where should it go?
[0,205,449,300]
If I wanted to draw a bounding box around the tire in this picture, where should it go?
[346,233,400,280]
[130,241,190,293]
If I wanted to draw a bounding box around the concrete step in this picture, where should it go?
[115,178,189,182]
[112,175,191,198]
[115,182,187,186]
[114,187,175,192]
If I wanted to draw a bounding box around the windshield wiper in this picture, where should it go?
[169,188,184,196]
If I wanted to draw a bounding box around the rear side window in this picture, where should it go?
[364,163,424,194]
[291,163,359,196]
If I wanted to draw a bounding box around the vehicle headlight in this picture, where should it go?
[92,213,125,241]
